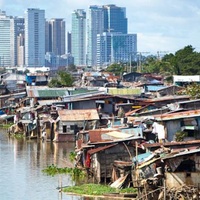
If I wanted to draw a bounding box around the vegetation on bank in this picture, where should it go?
[0,123,14,128]
[63,183,137,196]
[42,164,86,181]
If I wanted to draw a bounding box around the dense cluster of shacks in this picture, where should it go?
[1,70,200,199]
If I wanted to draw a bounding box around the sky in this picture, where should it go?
[1,0,200,55]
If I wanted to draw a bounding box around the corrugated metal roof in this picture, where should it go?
[143,95,190,103]
[26,86,69,98]
[104,131,135,139]
[38,90,67,97]
[142,139,200,149]
[70,89,98,95]
[155,109,200,121]
[57,109,99,121]
[38,100,60,106]
[163,148,200,159]
[88,128,119,143]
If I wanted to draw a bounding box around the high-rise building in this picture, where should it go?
[96,32,137,67]
[46,18,65,55]
[71,9,86,66]
[0,10,11,67]
[87,4,128,67]
[103,4,127,34]
[87,6,104,66]
[10,17,25,67]
[25,8,45,67]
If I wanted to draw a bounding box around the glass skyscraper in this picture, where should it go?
[71,9,86,66]
[10,17,25,67]
[25,8,45,67]
[96,32,137,67]
[103,4,127,34]
[46,18,65,56]
[87,6,104,66]
[87,4,128,67]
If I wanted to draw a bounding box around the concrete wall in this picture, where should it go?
[166,172,200,189]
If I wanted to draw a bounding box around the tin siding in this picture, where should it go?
[166,120,181,141]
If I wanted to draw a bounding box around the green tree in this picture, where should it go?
[141,45,200,76]
[181,82,200,99]
[163,45,200,75]
[106,63,124,76]
[48,70,74,87]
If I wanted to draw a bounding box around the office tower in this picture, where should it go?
[46,18,65,55]
[103,4,127,34]
[87,5,104,66]
[96,32,137,67]
[0,10,11,67]
[67,32,71,54]
[25,8,45,67]
[71,9,86,66]
[10,17,25,67]
[87,4,128,67]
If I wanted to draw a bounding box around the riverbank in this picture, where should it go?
[62,183,137,199]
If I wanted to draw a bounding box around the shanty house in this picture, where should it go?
[54,109,99,142]
[133,148,200,199]
[154,109,200,142]
[75,129,143,183]
[156,85,183,97]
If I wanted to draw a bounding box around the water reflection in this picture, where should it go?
[0,129,113,200]
[0,129,80,200]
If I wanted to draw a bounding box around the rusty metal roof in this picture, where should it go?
[88,128,119,143]
[143,95,190,103]
[142,139,200,149]
[57,109,99,121]
[128,109,200,122]
[155,109,200,121]
[87,128,143,144]
[88,144,117,155]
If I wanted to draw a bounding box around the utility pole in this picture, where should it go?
[136,52,150,73]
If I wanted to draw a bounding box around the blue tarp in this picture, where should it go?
[132,152,154,165]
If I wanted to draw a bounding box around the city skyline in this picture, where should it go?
[1,0,200,54]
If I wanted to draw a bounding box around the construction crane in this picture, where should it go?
[136,52,150,73]
[129,52,150,73]
[157,51,169,61]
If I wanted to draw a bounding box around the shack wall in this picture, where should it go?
[166,172,200,189]
[90,143,134,183]
[166,120,181,141]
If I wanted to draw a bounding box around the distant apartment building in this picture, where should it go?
[71,9,86,66]
[87,4,128,67]
[46,18,65,55]
[25,8,45,67]
[96,32,137,67]
[0,10,11,67]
